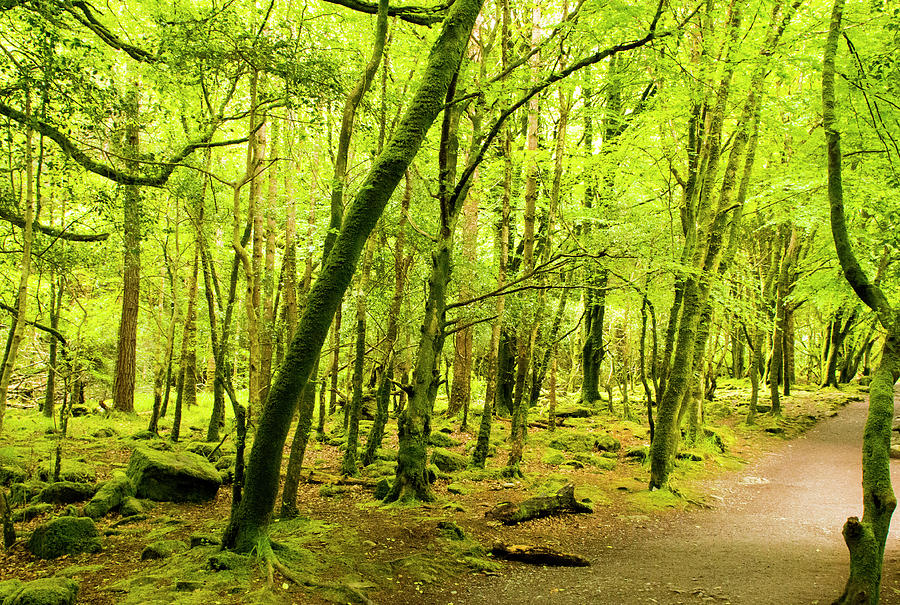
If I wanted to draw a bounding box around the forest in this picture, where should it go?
[0,0,897,602]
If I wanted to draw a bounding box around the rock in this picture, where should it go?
[215,455,235,470]
[69,404,90,417]
[119,497,144,517]
[542,449,567,466]
[373,478,391,500]
[92,427,117,438]
[175,580,203,592]
[594,434,621,453]
[624,446,650,462]
[890,445,900,460]
[0,465,27,487]
[437,520,466,540]
[37,461,96,484]
[140,539,188,561]
[1,577,78,605]
[561,459,585,469]
[38,482,96,505]
[552,405,593,418]
[431,448,467,472]
[548,432,595,453]
[428,432,460,448]
[186,442,229,462]
[12,503,53,522]
[9,481,47,506]
[131,430,156,441]
[189,533,221,548]
[207,551,249,571]
[83,472,134,519]
[28,517,102,559]
[764,426,786,435]
[447,482,468,495]
[127,446,221,502]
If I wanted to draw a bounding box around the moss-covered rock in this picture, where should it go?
[624,445,650,462]
[37,460,96,484]
[541,449,567,466]
[37,482,95,505]
[140,539,188,560]
[437,521,465,540]
[428,432,460,448]
[431,448,467,472]
[9,482,48,506]
[119,497,144,517]
[83,471,134,519]
[28,517,102,559]
[594,434,621,453]
[127,447,221,502]
[12,503,52,522]
[189,533,221,548]
[373,478,391,500]
[185,441,231,462]
[547,432,596,453]
[1,577,78,605]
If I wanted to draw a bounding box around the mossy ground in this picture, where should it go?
[0,382,863,603]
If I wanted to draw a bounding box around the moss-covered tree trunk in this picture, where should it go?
[222,0,484,550]
[0,92,35,432]
[823,0,898,599]
[112,85,141,414]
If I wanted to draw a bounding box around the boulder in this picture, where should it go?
[37,460,96,484]
[141,539,188,561]
[594,434,621,453]
[37,482,95,505]
[1,577,78,605]
[127,447,221,502]
[186,442,230,462]
[28,517,102,559]
[431,448,467,473]
[119,497,144,517]
[83,472,134,519]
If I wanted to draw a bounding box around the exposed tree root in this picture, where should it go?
[490,542,590,567]
[255,537,374,604]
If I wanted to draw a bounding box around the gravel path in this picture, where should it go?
[446,395,900,605]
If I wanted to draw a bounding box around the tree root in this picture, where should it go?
[256,537,373,604]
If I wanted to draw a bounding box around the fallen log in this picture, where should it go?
[302,470,378,487]
[485,484,593,525]
[490,542,590,567]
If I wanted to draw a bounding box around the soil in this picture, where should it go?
[1,386,896,604]
[417,392,900,605]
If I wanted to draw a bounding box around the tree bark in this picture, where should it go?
[222,0,483,550]
[112,85,141,413]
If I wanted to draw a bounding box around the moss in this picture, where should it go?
[37,460,96,484]
[141,539,188,561]
[2,577,79,605]
[28,516,102,559]
[626,488,685,512]
[541,449,567,466]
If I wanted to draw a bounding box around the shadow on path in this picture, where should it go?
[450,395,900,605]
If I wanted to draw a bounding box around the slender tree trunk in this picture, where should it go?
[0,92,35,431]
[112,85,141,413]
[341,242,372,476]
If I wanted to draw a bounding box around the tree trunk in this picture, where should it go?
[222,0,483,551]
[0,92,35,432]
[112,85,141,413]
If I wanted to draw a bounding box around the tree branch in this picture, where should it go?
[320,0,451,25]
[0,204,109,241]
[0,101,223,187]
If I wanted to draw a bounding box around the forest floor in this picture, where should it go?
[0,383,893,604]
[422,389,900,605]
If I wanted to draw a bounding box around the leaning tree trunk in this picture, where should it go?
[222,0,484,551]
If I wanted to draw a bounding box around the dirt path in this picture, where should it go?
[446,396,900,605]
